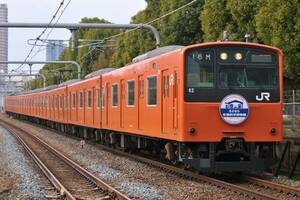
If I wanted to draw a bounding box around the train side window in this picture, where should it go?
[60,95,63,108]
[102,86,105,108]
[127,80,135,106]
[147,76,157,106]
[96,89,100,108]
[79,91,83,108]
[87,90,92,108]
[139,79,144,98]
[53,96,55,108]
[65,95,68,109]
[112,84,118,107]
[44,96,47,107]
[72,93,76,109]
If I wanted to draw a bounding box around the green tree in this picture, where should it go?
[226,0,260,41]
[256,0,300,87]
[200,0,230,41]
[28,0,300,89]
[112,0,204,67]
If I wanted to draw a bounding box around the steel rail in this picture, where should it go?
[3,116,295,200]
[0,119,130,200]
[95,144,277,200]
[21,116,276,200]
[0,121,74,199]
[244,175,300,197]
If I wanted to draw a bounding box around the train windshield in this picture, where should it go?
[185,49,214,88]
[219,66,277,89]
[184,46,279,102]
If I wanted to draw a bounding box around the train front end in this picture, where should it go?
[180,42,283,173]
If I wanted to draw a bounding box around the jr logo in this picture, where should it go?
[256,92,270,101]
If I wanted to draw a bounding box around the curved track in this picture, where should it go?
[3,116,300,200]
[0,119,130,200]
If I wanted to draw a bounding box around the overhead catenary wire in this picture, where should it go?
[14,0,71,72]
[28,0,73,61]
[79,0,198,50]
[41,0,199,76]
[73,0,199,64]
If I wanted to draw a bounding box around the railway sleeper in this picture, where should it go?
[7,112,278,174]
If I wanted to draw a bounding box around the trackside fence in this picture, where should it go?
[283,90,300,130]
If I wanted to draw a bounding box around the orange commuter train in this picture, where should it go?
[4,42,283,173]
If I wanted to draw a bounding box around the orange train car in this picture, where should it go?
[68,76,102,129]
[4,42,283,173]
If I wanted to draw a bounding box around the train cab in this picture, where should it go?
[180,42,283,172]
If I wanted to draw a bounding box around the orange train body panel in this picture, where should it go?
[4,41,283,143]
[67,76,102,129]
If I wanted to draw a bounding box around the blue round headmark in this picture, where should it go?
[219,94,249,125]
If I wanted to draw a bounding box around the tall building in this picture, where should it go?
[0,4,8,74]
[46,40,66,61]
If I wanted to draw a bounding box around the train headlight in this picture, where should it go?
[220,52,228,60]
[235,53,242,60]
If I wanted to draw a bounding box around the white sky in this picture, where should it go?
[1,0,146,72]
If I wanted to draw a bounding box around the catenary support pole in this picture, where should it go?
[0,23,161,47]
[0,60,81,80]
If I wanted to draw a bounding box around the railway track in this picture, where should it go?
[3,116,300,200]
[243,175,300,199]
[0,119,130,200]
[97,145,300,200]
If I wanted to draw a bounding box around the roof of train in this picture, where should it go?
[132,45,184,63]
[84,68,116,79]
[10,43,276,97]
[7,45,186,97]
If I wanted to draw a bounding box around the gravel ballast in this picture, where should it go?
[0,126,49,199]
[5,114,300,199]
[0,115,241,200]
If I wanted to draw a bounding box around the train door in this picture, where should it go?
[173,70,178,131]
[120,79,125,128]
[162,70,169,133]
[138,75,144,129]
[162,69,177,133]
[105,83,109,126]
[98,79,102,128]
[92,86,95,125]
[99,83,103,128]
